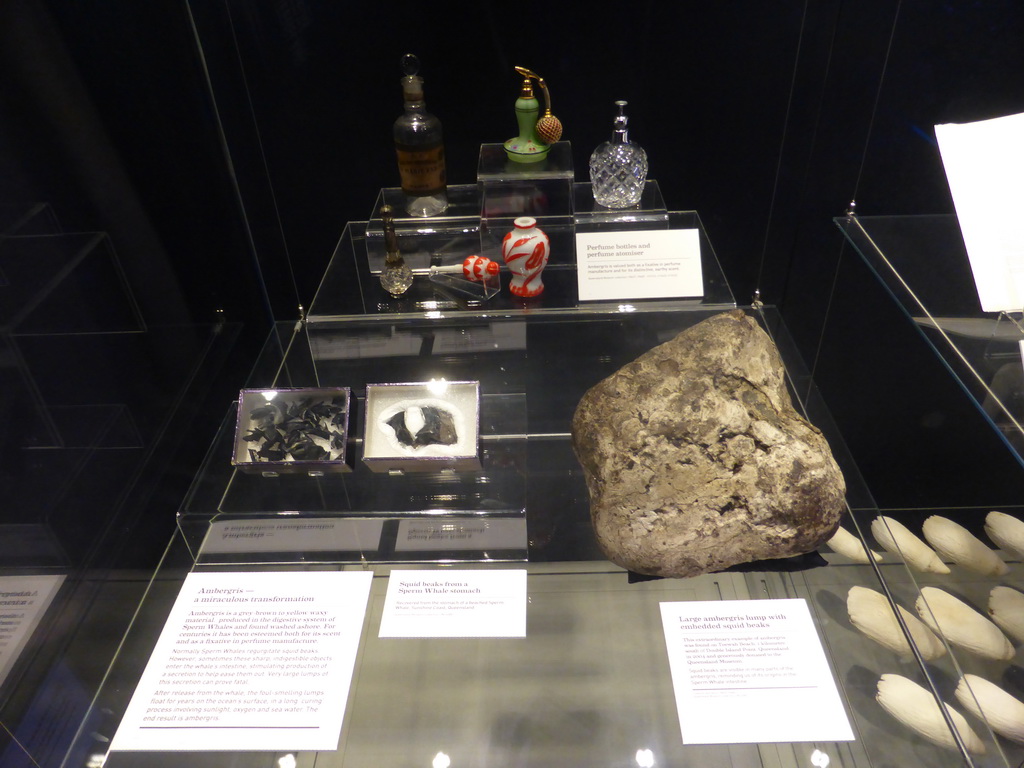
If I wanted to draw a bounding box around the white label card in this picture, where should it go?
[109,570,374,752]
[660,598,854,745]
[202,519,384,554]
[395,518,527,552]
[0,574,64,686]
[575,229,703,301]
[379,569,526,638]
[935,111,1024,312]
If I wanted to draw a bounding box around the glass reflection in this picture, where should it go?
[427,378,449,395]
[635,747,655,767]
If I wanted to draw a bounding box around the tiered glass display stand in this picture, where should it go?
[62,164,1024,768]
[178,146,726,565]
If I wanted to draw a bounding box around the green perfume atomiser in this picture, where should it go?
[503,66,562,163]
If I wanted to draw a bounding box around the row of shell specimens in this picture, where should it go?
[835,511,1024,755]
[873,672,1024,754]
[849,585,1024,754]
[874,512,1022,574]
[826,511,1024,572]
[876,673,1024,753]
[848,584,1024,661]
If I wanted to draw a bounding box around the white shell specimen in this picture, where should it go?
[985,511,1024,559]
[989,586,1024,644]
[826,526,882,563]
[876,673,986,754]
[955,674,1024,744]
[870,516,950,574]
[847,586,946,660]
[922,515,1008,576]
[915,586,1015,661]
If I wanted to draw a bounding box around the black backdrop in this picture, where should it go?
[5,5,1024,760]
[5,0,1024,508]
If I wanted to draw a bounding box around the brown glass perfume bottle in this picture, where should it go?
[394,54,448,217]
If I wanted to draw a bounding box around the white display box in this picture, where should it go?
[363,381,481,473]
[232,387,352,475]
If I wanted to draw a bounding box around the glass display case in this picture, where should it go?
[69,295,1024,766]
[83,532,1013,768]
[835,213,1024,464]
[0,205,244,768]
[177,207,735,565]
[8,2,1024,767]
[54,200,1024,768]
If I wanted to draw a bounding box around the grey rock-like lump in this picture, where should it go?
[385,406,458,449]
[571,310,846,578]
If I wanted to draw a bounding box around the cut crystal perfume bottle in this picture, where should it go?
[589,100,648,208]
[379,205,414,297]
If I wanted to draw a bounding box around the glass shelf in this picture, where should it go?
[0,231,147,449]
[0,231,143,334]
[57,206,1024,767]
[89,539,965,768]
[573,180,669,230]
[309,211,736,322]
[69,297,1024,767]
[477,141,575,182]
[182,307,770,564]
[178,391,529,565]
[835,213,1024,464]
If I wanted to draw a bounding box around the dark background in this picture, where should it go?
[4,1,1024,762]
[3,0,1024,539]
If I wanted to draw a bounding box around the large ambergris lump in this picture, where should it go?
[571,310,845,577]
